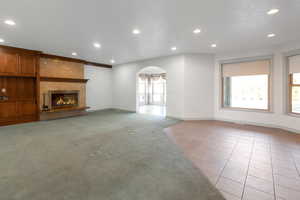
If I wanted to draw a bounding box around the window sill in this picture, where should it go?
[220,107,273,114]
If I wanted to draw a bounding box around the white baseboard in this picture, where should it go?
[87,108,114,112]
[182,117,214,121]
[214,117,300,134]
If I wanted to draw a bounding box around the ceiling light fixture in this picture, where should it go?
[93,43,101,48]
[171,46,177,51]
[72,52,77,56]
[0,38,4,43]
[267,33,276,38]
[4,19,16,26]
[267,9,279,15]
[110,59,115,64]
[132,29,141,35]
[193,28,201,34]
[211,44,217,48]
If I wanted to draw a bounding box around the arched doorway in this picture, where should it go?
[136,66,166,116]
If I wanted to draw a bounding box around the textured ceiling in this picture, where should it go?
[0,0,300,64]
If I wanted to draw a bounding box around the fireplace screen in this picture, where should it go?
[49,90,79,109]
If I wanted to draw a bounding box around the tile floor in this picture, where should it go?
[165,120,300,200]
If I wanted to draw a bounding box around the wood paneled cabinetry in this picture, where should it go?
[0,47,38,77]
[0,46,40,126]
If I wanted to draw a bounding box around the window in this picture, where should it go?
[138,73,166,106]
[288,55,300,114]
[222,59,271,110]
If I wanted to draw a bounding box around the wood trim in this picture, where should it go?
[0,118,37,126]
[36,56,40,121]
[84,61,112,68]
[221,106,271,113]
[220,60,271,112]
[40,53,86,64]
[41,106,90,113]
[0,45,112,68]
[40,76,89,83]
[0,44,42,54]
[288,73,300,115]
[40,53,112,68]
[0,73,36,78]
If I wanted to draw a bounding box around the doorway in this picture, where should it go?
[137,67,166,116]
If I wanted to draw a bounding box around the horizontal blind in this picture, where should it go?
[222,60,270,77]
[289,55,300,74]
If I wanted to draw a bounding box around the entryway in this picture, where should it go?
[137,66,166,117]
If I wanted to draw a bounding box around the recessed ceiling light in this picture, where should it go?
[93,43,101,48]
[267,33,276,38]
[110,59,115,64]
[267,9,279,15]
[72,52,77,56]
[132,29,141,35]
[4,19,16,26]
[193,28,201,34]
[211,44,217,48]
[0,38,4,43]
[171,46,177,51]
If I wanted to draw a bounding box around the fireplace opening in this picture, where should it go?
[49,90,79,110]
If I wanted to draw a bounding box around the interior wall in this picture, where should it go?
[84,65,112,111]
[112,54,215,119]
[112,55,185,118]
[184,54,215,119]
[214,43,300,133]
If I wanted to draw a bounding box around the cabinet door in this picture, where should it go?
[16,101,37,120]
[19,53,37,76]
[0,50,19,74]
[17,78,36,101]
[0,77,17,101]
[0,102,17,122]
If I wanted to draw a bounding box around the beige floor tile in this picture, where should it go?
[220,190,241,200]
[275,185,300,200]
[243,187,274,200]
[222,166,248,184]
[166,120,300,200]
[246,175,274,194]
[248,167,273,182]
[274,175,300,191]
[216,177,244,198]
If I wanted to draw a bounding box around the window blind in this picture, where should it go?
[289,55,300,74]
[222,60,270,77]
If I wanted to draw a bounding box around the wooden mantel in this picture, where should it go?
[40,77,89,83]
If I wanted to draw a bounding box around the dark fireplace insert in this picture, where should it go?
[49,90,79,110]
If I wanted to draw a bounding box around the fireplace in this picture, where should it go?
[49,90,79,110]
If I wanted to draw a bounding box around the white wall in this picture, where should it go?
[84,65,112,111]
[112,54,215,119]
[184,54,215,119]
[112,55,185,118]
[214,43,300,133]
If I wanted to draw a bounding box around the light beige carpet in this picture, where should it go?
[0,109,225,200]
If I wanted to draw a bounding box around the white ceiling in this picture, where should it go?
[0,0,300,65]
